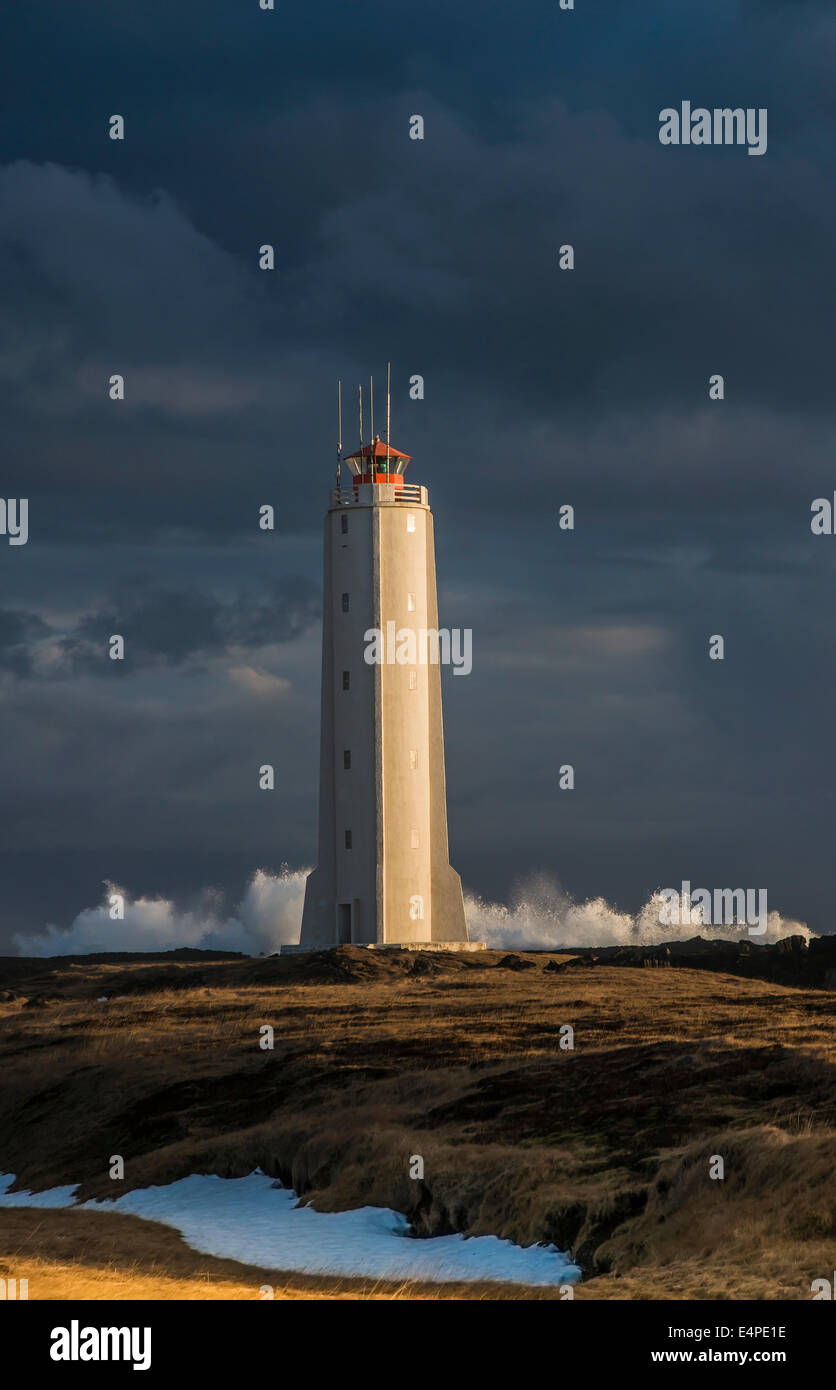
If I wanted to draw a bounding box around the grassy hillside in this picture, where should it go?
[1,946,834,1299]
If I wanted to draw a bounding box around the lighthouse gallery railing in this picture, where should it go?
[331,483,426,507]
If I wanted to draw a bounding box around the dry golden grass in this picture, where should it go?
[1,948,834,1299]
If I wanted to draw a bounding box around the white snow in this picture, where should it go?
[0,1173,79,1208]
[0,1170,580,1286]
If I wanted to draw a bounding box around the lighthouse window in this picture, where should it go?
[340,515,348,534]
[343,749,351,769]
[342,670,350,690]
[409,748,418,770]
[411,831,420,849]
[406,513,416,532]
[341,592,349,612]
[408,671,417,691]
[345,829,353,849]
[407,592,416,612]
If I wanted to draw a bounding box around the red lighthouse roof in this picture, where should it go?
[344,436,411,465]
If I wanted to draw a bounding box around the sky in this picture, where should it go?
[1,0,836,951]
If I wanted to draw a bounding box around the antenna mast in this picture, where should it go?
[336,380,342,486]
[369,376,374,455]
[386,361,391,476]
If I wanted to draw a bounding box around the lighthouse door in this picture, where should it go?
[337,903,352,944]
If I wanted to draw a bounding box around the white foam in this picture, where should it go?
[16,866,812,957]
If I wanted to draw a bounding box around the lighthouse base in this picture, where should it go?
[279,941,486,955]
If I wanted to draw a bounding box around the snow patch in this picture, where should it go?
[0,1171,579,1287]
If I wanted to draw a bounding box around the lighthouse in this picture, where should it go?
[296,384,474,950]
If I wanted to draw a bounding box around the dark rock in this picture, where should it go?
[774,935,808,954]
[495,954,536,971]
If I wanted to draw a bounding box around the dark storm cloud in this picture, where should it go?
[62,588,226,670]
[1,0,835,537]
[0,607,48,676]
[1,0,834,540]
[0,575,320,676]
[222,576,321,649]
[2,115,833,541]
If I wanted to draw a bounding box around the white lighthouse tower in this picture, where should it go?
[296,382,475,950]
